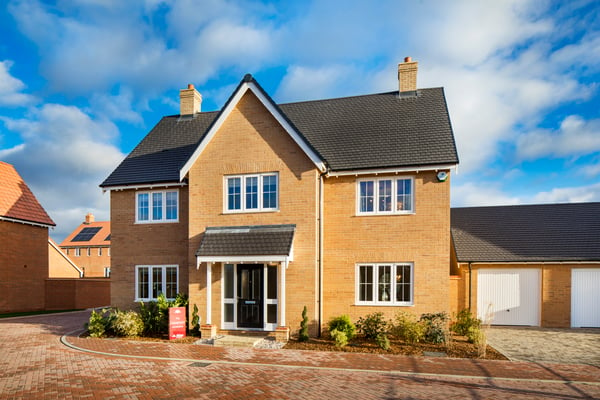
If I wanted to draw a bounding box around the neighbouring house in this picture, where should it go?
[451,203,600,328]
[0,161,55,313]
[101,58,459,339]
[49,238,83,278]
[59,213,111,277]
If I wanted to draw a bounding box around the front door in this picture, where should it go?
[237,264,263,328]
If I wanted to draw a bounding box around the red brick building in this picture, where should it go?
[0,161,55,313]
[60,213,111,277]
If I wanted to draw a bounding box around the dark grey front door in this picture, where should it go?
[237,264,263,328]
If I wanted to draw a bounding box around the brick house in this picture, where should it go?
[49,238,83,278]
[101,58,459,338]
[451,203,600,328]
[59,213,111,277]
[0,161,55,313]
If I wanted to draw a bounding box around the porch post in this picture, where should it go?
[206,262,212,324]
[280,261,286,326]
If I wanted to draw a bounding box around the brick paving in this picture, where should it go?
[1,310,599,399]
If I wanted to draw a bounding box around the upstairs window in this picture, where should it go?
[225,173,278,212]
[136,190,179,223]
[357,177,413,214]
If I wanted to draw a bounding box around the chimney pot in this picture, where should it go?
[180,84,202,115]
[404,56,412,63]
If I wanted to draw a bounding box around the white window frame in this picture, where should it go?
[223,173,279,213]
[355,263,414,306]
[104,267,110,278]
[356,177,414,215]
[135,265,179,301]
[135,189,179,223]
[74,247,81,257]
[98,247,102,256]
[87,247,91,256]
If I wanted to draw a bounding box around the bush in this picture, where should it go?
[375,333,390,351]
[112,310,144,337]
[391,311,424,343]
[139,293,189,335]
[330,329,348,348]
[86,309,110,338]
[420,312,449,344]
[328,315,356,340]
[190,304,201,336]
[451,309,481,336]
[356,312,389,340]
[299,306,309,342]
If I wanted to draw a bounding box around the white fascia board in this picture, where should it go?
[180,82,326,181]
[196,255,291,268]
[102,182,187,192]
[466,261,600,266]
[326,163,458,177]
[0,216,53,229]
[49,239,84,277]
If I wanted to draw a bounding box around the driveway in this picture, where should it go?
[487,326,600,366]
[0,310,599,399]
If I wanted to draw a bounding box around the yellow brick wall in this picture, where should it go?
[322,171,452,327]
[63,246,111,277]
[187,90,320,335]
[109,186,189,310]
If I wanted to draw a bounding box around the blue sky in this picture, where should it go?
[0,0,599,242]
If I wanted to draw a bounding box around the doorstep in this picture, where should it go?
[213,335,267,348]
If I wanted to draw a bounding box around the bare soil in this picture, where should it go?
[284,335,507,360]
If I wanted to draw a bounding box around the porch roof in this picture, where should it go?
[195,224,295,263]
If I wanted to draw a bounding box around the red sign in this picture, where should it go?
[169,307,187,340]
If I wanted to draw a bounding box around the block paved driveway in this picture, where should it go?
[1,310,599,399]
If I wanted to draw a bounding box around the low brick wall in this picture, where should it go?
[45,278,110,310]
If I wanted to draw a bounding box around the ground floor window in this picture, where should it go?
[135,265,178,301]
[356,263,413,305]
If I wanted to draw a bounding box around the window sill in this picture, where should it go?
[135,219,179,224]
[355,303,414,307]
[355,212,415,217]
[222,209,279,215]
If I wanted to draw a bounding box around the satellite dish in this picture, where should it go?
[437,171,448,182]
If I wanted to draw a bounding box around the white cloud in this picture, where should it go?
[451,182,522,207]
[1,103,124,240]
[0,60,36,106]
[516,115,600,160]
[533,182,600,203]
[89,88,144,125]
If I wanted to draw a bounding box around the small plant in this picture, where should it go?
[86,308,110,338]
[328,315,356,340]
[299,306,309,342]
[330,328,348,348]
[139,292,189,335]
[391,311,424,344]
[451,309,481,337]
[190,304,201,336]
[112,310,144,337]
[375,333,390,350]
[356,312,388,340]
[420,312,449,344]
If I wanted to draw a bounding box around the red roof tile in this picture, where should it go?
[59,220,110,247]
[0,161,55,226]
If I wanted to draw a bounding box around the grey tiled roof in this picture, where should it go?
[101,75,458,187]
[451,203,600,262]
[196,224,295,256]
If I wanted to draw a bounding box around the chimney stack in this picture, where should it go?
[398,56,418,93]
[84,213,95,224]
[179,83,202,116]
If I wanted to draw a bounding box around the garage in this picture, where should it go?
[477,268,540,326]
[571,268,600,328]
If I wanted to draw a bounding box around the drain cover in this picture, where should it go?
[189,362,211,367]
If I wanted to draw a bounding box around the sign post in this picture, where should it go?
[169,307,187,340]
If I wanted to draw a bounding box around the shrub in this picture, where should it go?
[356,312,389,339]
[375,333,390,351]
[139,292,189,335]
[451,309,481,336]
[420,312,449,344]
[391,311,424,344]
[190,304,201,336]
[86,309,110,338]
[328,315,356,340]
[112,310,144,337]
[330,329,348,348]
[299,306,309,342]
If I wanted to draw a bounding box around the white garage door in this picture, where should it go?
[477,268,540,326]
[571,268,600,328]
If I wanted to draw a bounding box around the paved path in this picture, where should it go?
[487,326,600,366]
[0,310,599,399]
